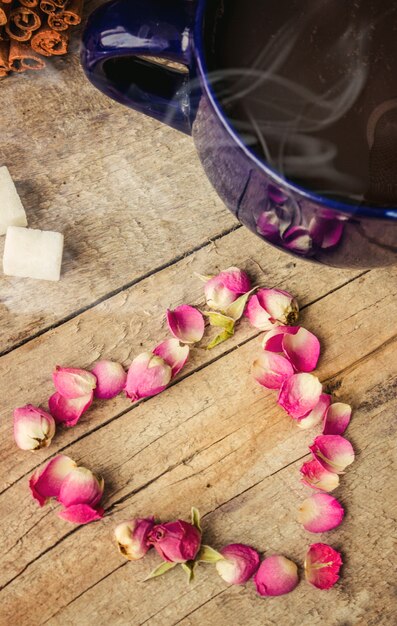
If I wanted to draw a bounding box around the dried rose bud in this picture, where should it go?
[215,544,260,585]
[124,352,172,402]
[49,392,93,428]
[203,267,251,311]
[298,494,345,533]
[91,360,127,399]
[147,520,201,563]
[246,288,299,330]
[323,403,352,436]
[309,435,355,474]
[300,459,340,493]
[166,305,205,344]
[254,555,299,596]
[278,373,323,419]
[114,517,155,560]
[305,543,343,589]
[52,366,97,399]
[29,454,77,507]
[282,327,321,373]
[252,351,294,390]
[13,404,56,450]
[153,338,189,378]
[57,466,104,524]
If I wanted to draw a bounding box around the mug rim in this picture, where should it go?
[194,0,397,221]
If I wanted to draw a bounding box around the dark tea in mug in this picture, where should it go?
[204,0,397,205]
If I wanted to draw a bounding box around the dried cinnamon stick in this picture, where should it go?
[5,7,41,42]
[48,0,83,30]
[9,38,45,71]
[31,26,68,56]
[40,1,58,14]
[0,2,10,27]
[19,0,40,8]
[0,38,9,72]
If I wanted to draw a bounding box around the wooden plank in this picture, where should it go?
[0,227,364,493]
[1,335,395,626]
[0,43,236,354]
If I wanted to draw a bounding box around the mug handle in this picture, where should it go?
[81,0,198,134]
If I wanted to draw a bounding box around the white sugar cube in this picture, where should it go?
[0,166,28,235]
[3,226,64,282]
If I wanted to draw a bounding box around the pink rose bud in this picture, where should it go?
[91,360,127,399]
[323,403,352,436]
[254,555,299,596]
[13,404,56,450]
[52,366,97,399]
[252,351,294,390]
[203,267,251,311]
[49,391,93,428]
[300,459,340,493]
[125,352,172,402]
[282,327,321,373]
[114,517,155,560]
[147,520,201,563]
[297,494,345,533]
[305,543,343,590]
[57,466,104,524]
[246,288,299,330]
[296,394,331,430]
[153,338,189,377]
[29,454,77,507]
[166,304,205,345]
[278,373,323,419]
[309,435,355,474]
[261,326,299,352]
[215,543,260,585]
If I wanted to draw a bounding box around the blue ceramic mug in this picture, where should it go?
[81,0,397,268]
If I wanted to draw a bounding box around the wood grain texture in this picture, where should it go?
[0,42,235,355]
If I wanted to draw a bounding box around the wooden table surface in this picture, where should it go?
[0,5,396,625]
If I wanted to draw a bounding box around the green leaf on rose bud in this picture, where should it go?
[197,545,224,563]
[224,288,257,321]
[203,311,235,333]
[191,507,202,532]
[143,561,177,581]
[195,272,214,282]
[206,329,234,350]
[181,561,196,583]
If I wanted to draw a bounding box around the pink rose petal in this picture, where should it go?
[29,454,77,507]
[309,216,344,249]
[52,366,97,399]
[58,504,104,524]
[58,466,104,508]
[49,392,93,427]
[310,435,355,474]
[258,288,299,325]
[261,326,299,352]
[323,403,352,436]
[124,352,172,402]
[91,360,127,399]
[297,394,331,430]
[283,226,312,254]
[305,543,343,589]
[298,494,345,533]
[252,351,294,390]
[153,338,189,377]
[300,459,340,492]
[245,294,274,330]
[254,555,299,596]
[282,327,321,373]
[166,305,205,344]
[216,543,260,585]
[278,373,323,419]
